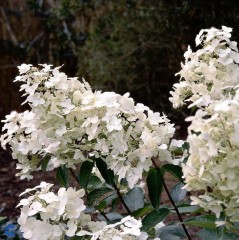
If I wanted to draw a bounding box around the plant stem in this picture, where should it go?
[112,182,132,214]
[151,158,192,240]
[98,209,110,222]
[70,168,110,223]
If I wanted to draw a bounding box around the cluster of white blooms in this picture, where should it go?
[170,26,239,109]
[90,216,144,240]
[1,64,183,188]
[17,182,161,240]
[17,181,91,239]
[170,26,239,222]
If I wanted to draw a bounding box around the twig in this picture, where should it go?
[151,158,192,240]
[112,182,132,214]
[98,209,110,222]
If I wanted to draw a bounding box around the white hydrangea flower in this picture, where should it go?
[17,182,88,239]
[170,26,239,109]
[171,26,239,223]
[1,64,184,188]
[89,216,143,240]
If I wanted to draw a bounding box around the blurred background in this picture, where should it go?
[1,0,239,222]
[1,0,239,132]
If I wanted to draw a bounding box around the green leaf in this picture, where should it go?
[132,204,154,218]
[87,176,102,191]
[97,201,107,211]
[123,187,144,212]
[70,237,85,240]
[95,158,114,186]
[158,225,186,240]
[77,161,94,189]
[178,204,201,213]
[147,168,163,209]
[161,164,183,182]
[197,229,238,240]
[56,166,68,187]
[141,208,170,231]
[170,182,187,204]
[41,155,50,171]
[105,212,123,222]
[184,215,217,229]
[87,187,114,206]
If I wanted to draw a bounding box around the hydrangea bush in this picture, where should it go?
[170,26,239,229]
[2,26,239,240]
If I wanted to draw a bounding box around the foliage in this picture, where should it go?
[2,10,239,238]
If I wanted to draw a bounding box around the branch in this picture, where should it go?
[112,182,132,215]
[151,158,192,240]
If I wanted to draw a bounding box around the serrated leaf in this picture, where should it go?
[197,229,238,240]
[56,166,68,187]
[123,187,144,212]
[170,182,187,204]
[184,215,216,229]
[87,187,114,206]
[77,161,94,189]
[161,164,183,182]
[147,168,163,209]
[141,208,170,231]
[95,158,114,186]
[41,155,50,171]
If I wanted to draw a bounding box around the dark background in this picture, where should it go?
[1,0,239,133]
[1,0,239,220]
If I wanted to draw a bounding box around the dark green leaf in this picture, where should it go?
[87,187,114,206]
[87,176,102,191]
[197,229,238,240]
[105,212,123,222]
[123,187,144,212]
[97,201,107,211]
[71,236,85,240]
[95,158,114,186]
[147,168,163,209]
[77,161,94,189]
[184,215,216,229]
[141,208,170,231]
[132,204,154,218]
[158,225,186,240]
[170,182,187,204]
[161,164,183,182]
[56,166,68,187]
[178,204,201,213]
[41,155,50,171]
